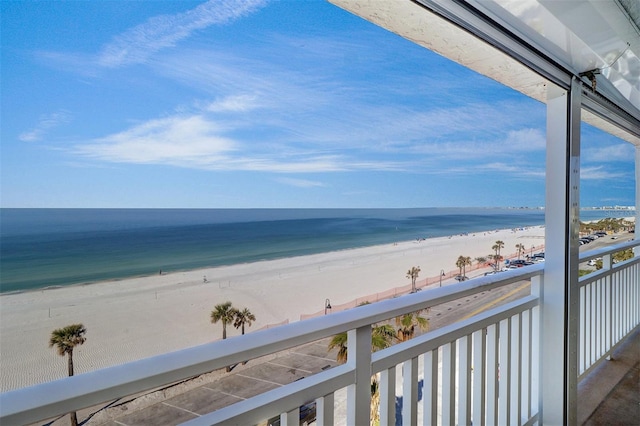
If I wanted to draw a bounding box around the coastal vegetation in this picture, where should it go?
[210,301,235,340]
[211,302,257,370]
[395,311,429,342]
[456,256,472,278]
[406,266,421,293]
[328,301,429,423]
[490,240,505,269]
[328,324,396,364]
[589,248,635,272]
[581,218,634,234]
[49,323,87,426]
[211,302,257,338]
[328,320,403,425]
[516,243,525,259]
[233,307,256,335]
[328,309,428,424]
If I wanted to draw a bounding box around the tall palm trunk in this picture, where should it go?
[68,350,78,426]
[68,350,74,377]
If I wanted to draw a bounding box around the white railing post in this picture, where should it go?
[280,408,299,426]
[347,326,372,426]
[315,394,334,426]
[472,329,486,426]
[458,335,472,426]
[402,357,418,425]
[422,349,439,426]
[441,342,456,425]
[379,366,395,426]
[486,324,499,425]
[542,77,581,425]
[531,275,541,419]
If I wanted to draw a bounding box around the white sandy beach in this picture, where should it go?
[0,226,545,392]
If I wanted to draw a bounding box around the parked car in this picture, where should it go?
[509,259,534,267]
[455,275,468,281]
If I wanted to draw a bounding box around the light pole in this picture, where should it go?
[324,298,332,315]
[439,270,445,287]
[531,245,535,257]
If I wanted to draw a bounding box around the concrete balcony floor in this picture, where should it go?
[579,326,640,425]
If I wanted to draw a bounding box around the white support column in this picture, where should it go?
[542,77,581,425]
[347,326,372,426]
[636,146,639,255]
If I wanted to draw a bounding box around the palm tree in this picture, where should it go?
[233,307,256,335]
[492,240,505,269]
[49,324,87,426]
[328,323,395,426]
[490,253,504,270]
[210,301,235,340]
[328,332,349,364]
[371,324,396,351]
[463,256,471,276]
[516,243,525,259]
[456,255,471,277]
[456,256,464,275]
[328,324,396,365]
[396,312,429,342]
[406,266,421,293]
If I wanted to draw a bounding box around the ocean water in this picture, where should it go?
[0,208,616,293]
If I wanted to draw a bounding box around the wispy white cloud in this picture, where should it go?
[205,95,261,113]
[67,17,548,178]
[479,162,545,177]
[19,111,72,142]
[275,177,325,188]
[581,166,627,180]
[74,115,236,164]
[98,0,268,68]
[582,143,635,163]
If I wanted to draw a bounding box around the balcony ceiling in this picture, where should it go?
[330,0,640,145]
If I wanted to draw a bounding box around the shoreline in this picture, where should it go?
[0,224,546,297]
[2,212,632,295]
[0,224,544,391]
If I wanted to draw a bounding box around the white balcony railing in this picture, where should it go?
[578,239,640,379]
[1,241,638,425]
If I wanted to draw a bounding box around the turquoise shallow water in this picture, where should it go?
[0,208,614,293]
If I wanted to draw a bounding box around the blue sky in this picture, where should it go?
[1,0,635,208]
